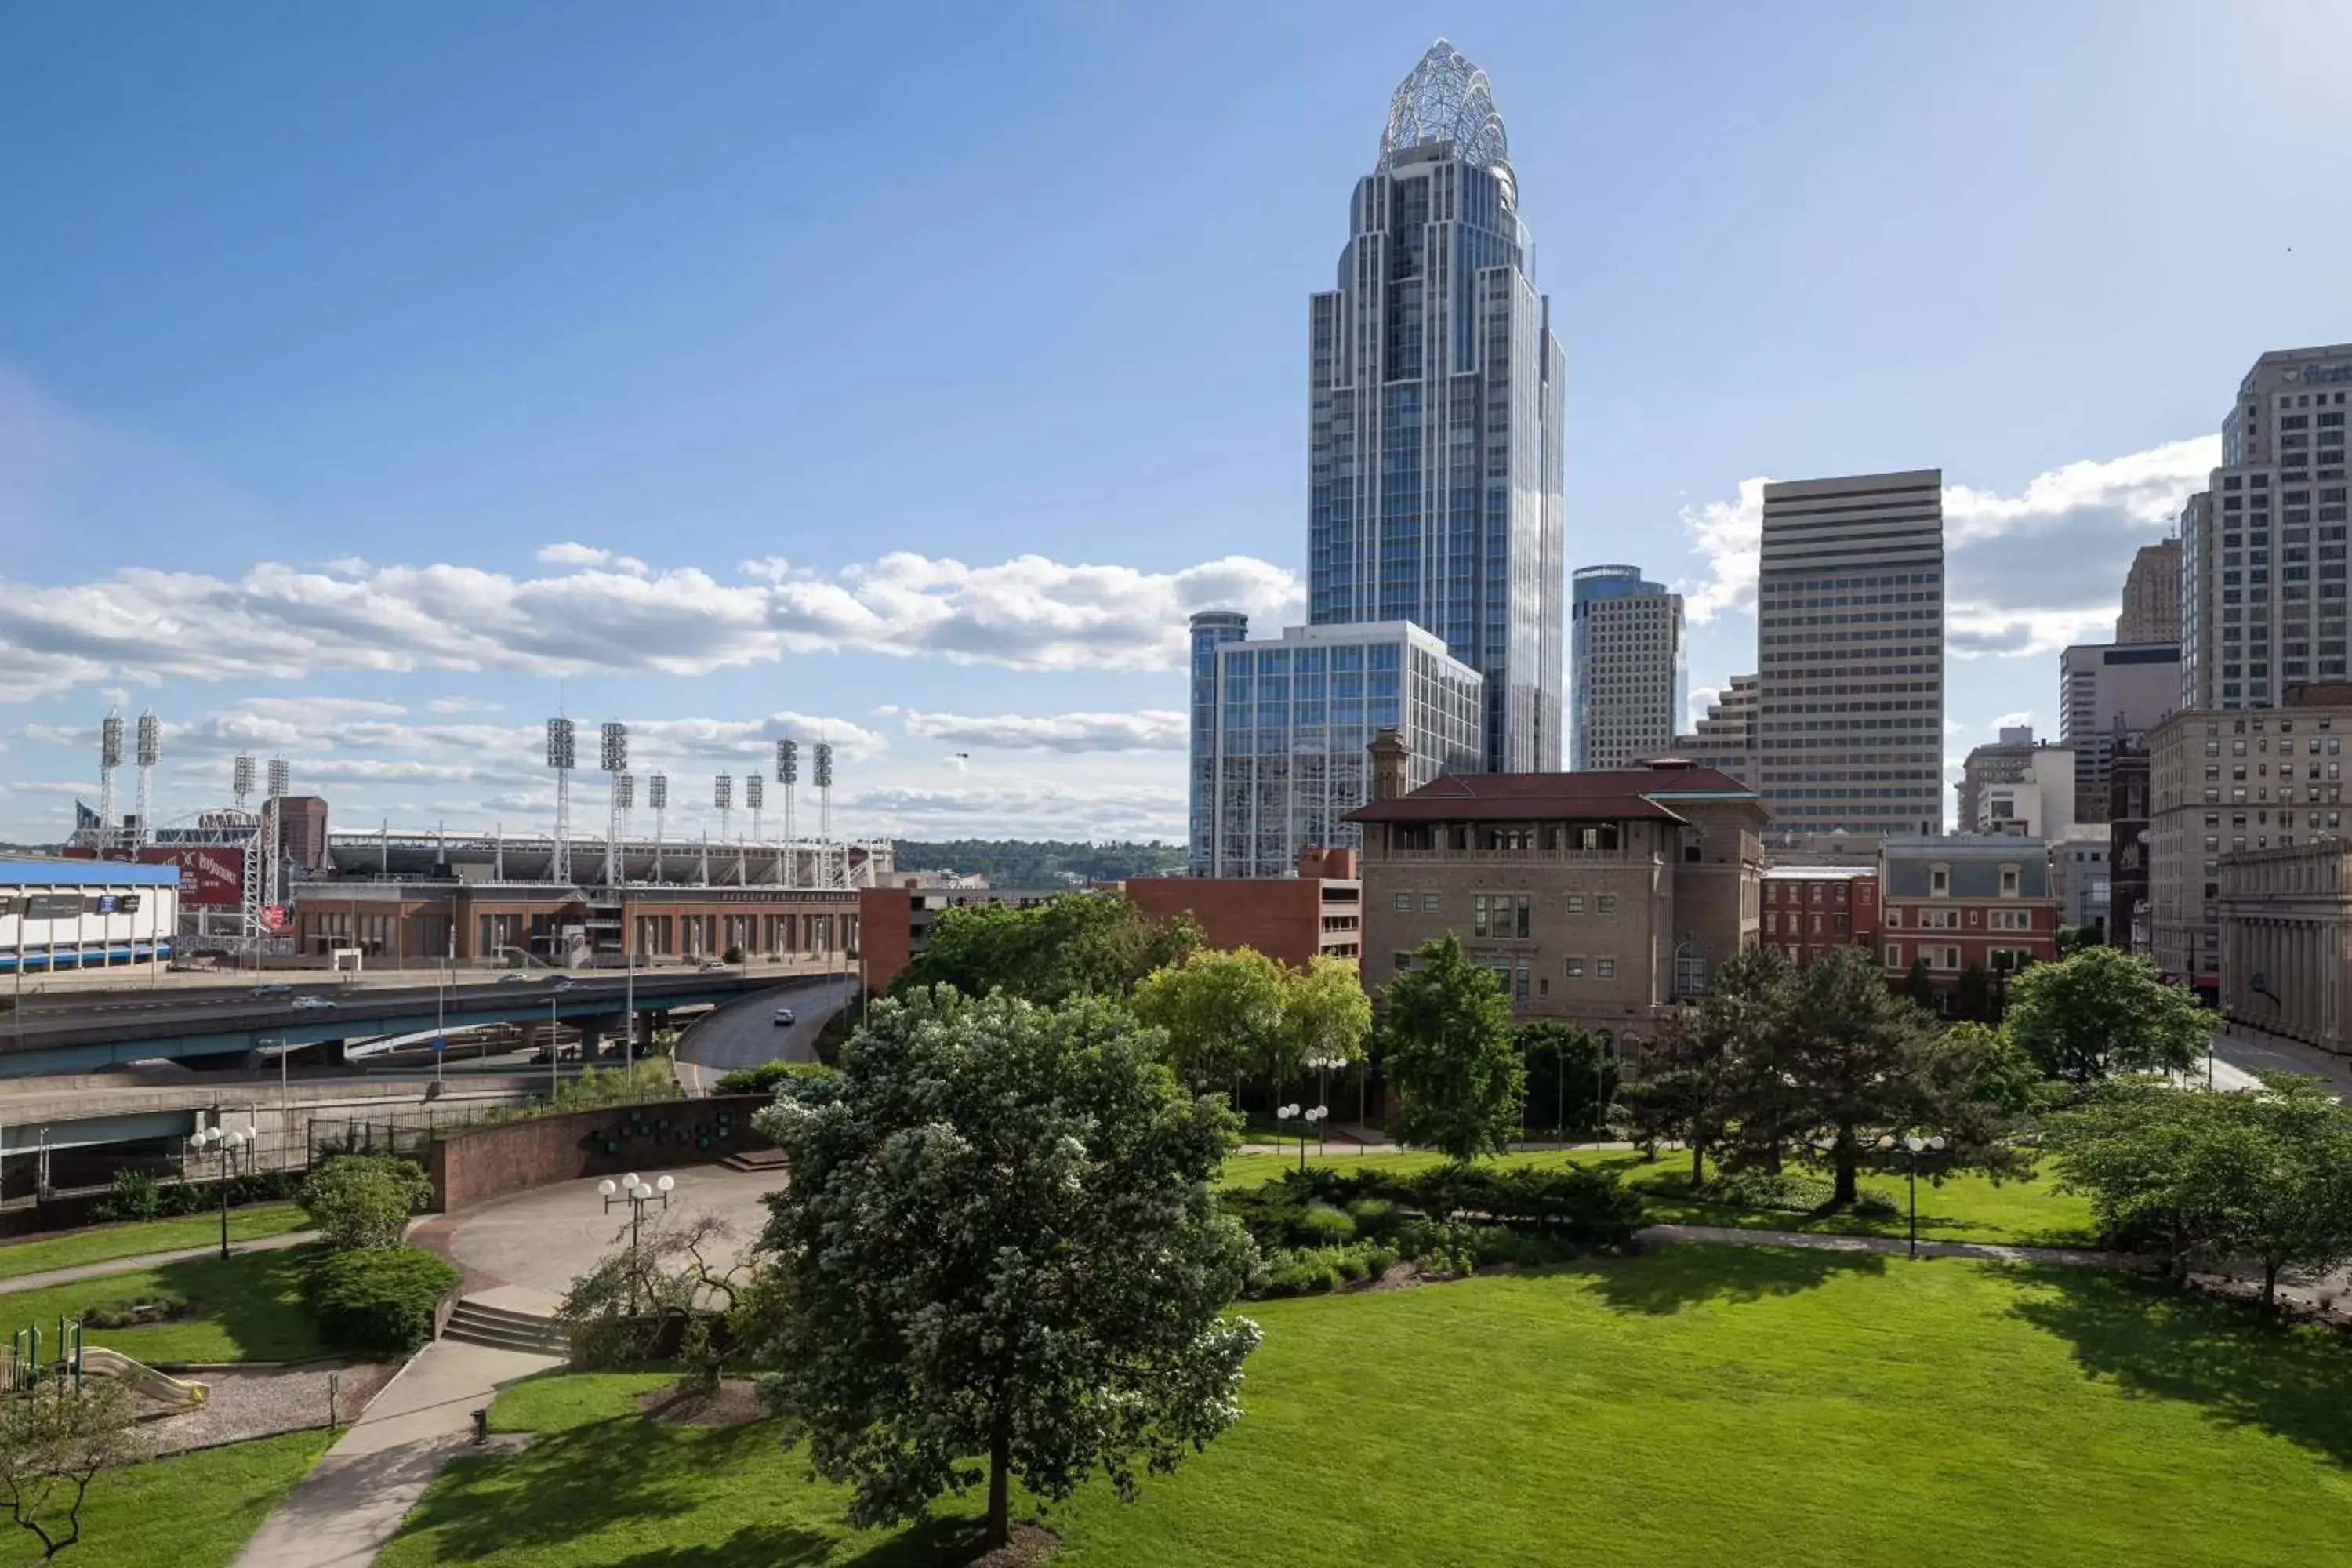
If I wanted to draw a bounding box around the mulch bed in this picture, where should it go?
[964,1524,1060,1566]
[636,1377,767,1427]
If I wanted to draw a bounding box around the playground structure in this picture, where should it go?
[6,1321,209,1411]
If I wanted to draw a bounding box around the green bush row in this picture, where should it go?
[90,1167,304,1225]
[1253,1161,1646,1245]
[711,1059,841,1097]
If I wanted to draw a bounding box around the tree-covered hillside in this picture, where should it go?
[891,839,1185,887]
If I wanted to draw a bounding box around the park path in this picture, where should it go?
[232,1336,560,1568]
[1636,1221,2151,1270]
[0,1229,318,1296]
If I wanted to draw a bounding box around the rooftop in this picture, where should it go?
[1379,39,1512,185]
[1347,763,1762,826]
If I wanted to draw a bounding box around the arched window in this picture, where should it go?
[1674,942,1708,1001]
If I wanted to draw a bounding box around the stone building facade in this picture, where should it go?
[2219,840,2352,1054]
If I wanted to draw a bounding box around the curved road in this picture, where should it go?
[675,975,855,1094]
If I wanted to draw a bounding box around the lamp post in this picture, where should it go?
[1277,1104,1327,1174]
[1875,1131,1947,1261]
[187,1125,252,1261]
[597,1172,675,1313]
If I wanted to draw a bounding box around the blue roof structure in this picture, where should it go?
[0,858,181,887]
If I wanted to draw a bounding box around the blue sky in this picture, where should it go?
[3,1,2348,844]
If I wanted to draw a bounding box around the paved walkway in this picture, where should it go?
[1636,1221,2151,1270]
[232,1337,560,1568]
[0,1229,318,1296]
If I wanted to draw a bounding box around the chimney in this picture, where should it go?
[1368,728,1410,803]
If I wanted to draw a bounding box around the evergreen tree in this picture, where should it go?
[1381,935,1524,1163]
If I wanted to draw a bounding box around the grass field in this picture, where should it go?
[378,1252,2352,1566]
[1217,1146,2102,1247]
[56,1431,331,1568]
[0,1205,310,1282]
[0,1243,326,1365]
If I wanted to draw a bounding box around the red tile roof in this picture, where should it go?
[1345,764,1765,826]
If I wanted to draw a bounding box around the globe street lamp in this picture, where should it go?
[1277,1104,1328,1174]
[597,1172,676,1314]
[187,1125,252,1261]
[1875,1132,1947,1261]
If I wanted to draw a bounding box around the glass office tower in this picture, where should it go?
[1307,38,1566,774]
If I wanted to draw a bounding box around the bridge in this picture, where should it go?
[0,971,810,1077]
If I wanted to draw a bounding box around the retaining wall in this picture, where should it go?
[427,1095,775,1213]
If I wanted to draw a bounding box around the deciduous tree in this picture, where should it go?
[0,1380,136,1561]
[1380,935,1523,1163]
[747,987,1259,1549]
[2005,946,2212,1086]
[894,894,1199,1006]
[298,1155,434,1251]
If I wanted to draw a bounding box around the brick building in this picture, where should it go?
[1348,740,1766,1037]
[1878,833,2061,986]
[1123,848,1362,970]
[292,883,860,970]
[855,884,1069,993]
[1760,866,1880,967]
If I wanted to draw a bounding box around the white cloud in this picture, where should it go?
[0,549,1301,703]
[885,706,1189,753]
[1675,436,2219,656]
[1683,684,1721,734]
[426,696,503,714]
[1989,710,2034,733]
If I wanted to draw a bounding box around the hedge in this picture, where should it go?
[306,1244,460,1354]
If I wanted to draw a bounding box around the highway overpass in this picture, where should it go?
[0,971,819,1077]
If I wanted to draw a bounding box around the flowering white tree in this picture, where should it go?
[748,986,1261,1550]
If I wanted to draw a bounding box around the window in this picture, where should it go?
[1564,895,1584,915]
[1990,909,2033,931]
[1564,956,1584,978]
[2000,864,2020,898]
[1597,894,1618,915]
[1884,943,1902,968]
[1393,952,1415,971]
[1928,944,1961,971]
[1421,892,1439,913]
[1929,865,1951,897]
[1595,957,1617,980]
[1885,908,1901,927]
[1392,891,1412,912]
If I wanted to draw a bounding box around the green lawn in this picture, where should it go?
[0,1205,310,1282]
[1217,1146,2101,1248]
[0,1243,327,1365]
[379,1254,2352,1566]
[52,1431,330,1568]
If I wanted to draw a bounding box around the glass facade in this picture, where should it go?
[1189,619,1484,877]
[1306,40,1566,775]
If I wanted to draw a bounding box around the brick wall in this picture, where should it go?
[427,1094,775,1213]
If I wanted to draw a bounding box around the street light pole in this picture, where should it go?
[1877,1131,1947,1261]
[600,1173,675,1315]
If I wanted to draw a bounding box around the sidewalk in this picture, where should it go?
[0,1229,318,1296]
[233,1337,560,1568]
[1636,1221,2151,1271]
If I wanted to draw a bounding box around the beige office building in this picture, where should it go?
[2148,688,2352,993]
[2177,344,2352,711]
[1672,673,1758,786]
[2117,540,2183,645]
[1755,470,1945,835]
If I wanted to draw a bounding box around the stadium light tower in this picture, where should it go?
[96,709,125,853]
[599,721,629,888]
[546,717,577,884]
[648,771,669,884]
[133,712,160,852]
[713,772,734,882]
[776,739,799,887]
[813,740,835,891]
[744,771,764,884]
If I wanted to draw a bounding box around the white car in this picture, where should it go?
[289,996,339,1011]
[772,1007,797,1028]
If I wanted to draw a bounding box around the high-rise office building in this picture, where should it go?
[1188,614,1484,878]
[2176,344,2352,712]
[1570,566,1684,771]
[1307,38,1566,774]
[1755,470,1946,835]
[2117,540,2183,644]
[2060,641,2179,822]
[1672,674,1759,786]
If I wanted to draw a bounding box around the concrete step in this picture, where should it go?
[720,1148,789,1173]
[444,1298,566,1354]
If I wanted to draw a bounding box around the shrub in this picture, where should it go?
[300,1156,434,1250]
[712,1059,841,1097]
[721,946,746,965]
[308,1241,459,1354]
[1697,1170,1837,1214]
[78,1294,191,1330]
[91,1171,162,1224]
[1853,1191,1901,1219]
[307,1245,459,1354]
[1345,1196,1403,1240]
[1296,1203,1357,1247]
